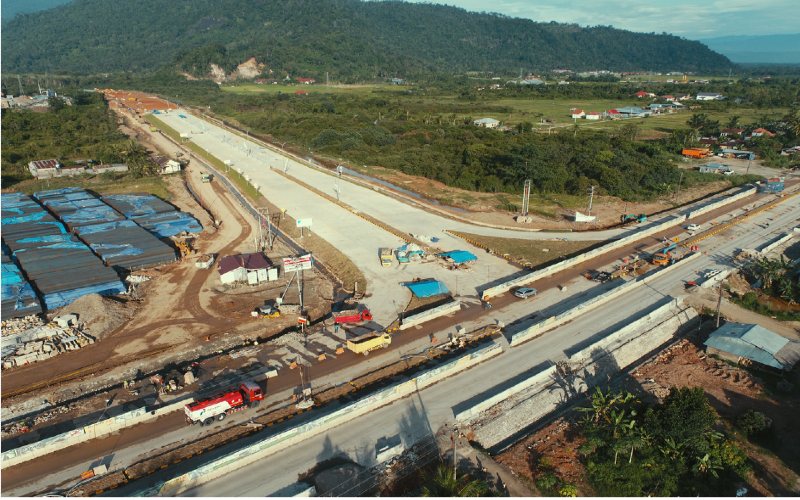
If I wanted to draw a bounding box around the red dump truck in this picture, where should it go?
[333,307,373,324]
[185,380,264,425]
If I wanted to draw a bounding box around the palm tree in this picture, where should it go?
[421,464,490,497]
[659,437,684,461]
[693,453,723,478]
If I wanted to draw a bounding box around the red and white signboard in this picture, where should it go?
[282,254,313,273]
[297,317,308,325]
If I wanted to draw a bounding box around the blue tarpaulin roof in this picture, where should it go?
[438,250,477,264]
[704,323,799,370]
[405,279,449,298]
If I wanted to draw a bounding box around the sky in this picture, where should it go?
[407,0,800,39]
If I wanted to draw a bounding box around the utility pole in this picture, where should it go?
[522,179,531,216]
[326,71,330,86]
[715,283,724,328]
[674,170,684,200]
[17,75,24,96]
[745,154,753,175]
[587,185,596,214]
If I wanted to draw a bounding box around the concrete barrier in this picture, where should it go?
[455,365,557,422]
[686,187,757,220]
[399,301,462,330]
[481,185,757,301]
[0,400,190,469]
[156,342,503,496]
[482,214,686,300]
[508,253,700,347]
[758,231,796,255]
[472,302,697,450]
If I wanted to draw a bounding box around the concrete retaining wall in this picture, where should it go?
[400,301,461,330]
[454,365,557,422]
[686,187,757,220]
[482,185,756,301]
[156,342,503,496]
[758,231,797,255]
[509,253,700,347]
[472,302,697,449]
[1,399,188,469]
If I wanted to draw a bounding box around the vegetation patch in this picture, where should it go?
[1,92,156,189]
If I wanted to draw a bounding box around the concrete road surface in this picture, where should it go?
[157,110,521,325]
[167,193,800,496]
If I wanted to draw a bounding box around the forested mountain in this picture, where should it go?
[2,0,732,79]
[0,0,71,23]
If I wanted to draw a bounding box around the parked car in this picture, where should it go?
[703,269,722,279]
[722,170,735,176]
[686,224,700,232]
[514,287,538,299]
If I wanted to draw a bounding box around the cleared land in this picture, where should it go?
[449,231,602,269]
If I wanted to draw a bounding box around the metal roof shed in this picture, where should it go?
[438,250,478,264]
[704,323,800,371]
[405,279,450,298]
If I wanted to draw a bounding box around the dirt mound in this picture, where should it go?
[61,294,135,338]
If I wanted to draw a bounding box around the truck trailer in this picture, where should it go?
[185,380,264,425]
[346,332,391,355]
[333,307,373,325]
[379,248,394,267]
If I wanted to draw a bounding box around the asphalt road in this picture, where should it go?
[179,193,800,496]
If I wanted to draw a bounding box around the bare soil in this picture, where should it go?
[450,231,602,269]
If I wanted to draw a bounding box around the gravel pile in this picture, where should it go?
[63,293,134,338]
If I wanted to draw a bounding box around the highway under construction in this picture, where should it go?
[2,103,799,497]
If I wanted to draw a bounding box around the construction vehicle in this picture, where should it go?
[682,147,711,159]
[651,241,678,266]
[173,237,196,259]
[255,304,281,319]
[620,213,647,224]
[379,247,394,267]
[346,332,392,355]
[200,172,213,183]
[333,307,373,325]
[185,380,264,425]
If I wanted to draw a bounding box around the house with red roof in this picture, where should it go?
[570,109,585,119]
[635,90,655,98]
[750,127,776,138]
[296,77,316,84]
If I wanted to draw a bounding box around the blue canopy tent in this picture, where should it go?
[438,250,477,264]
[405,279,450,298]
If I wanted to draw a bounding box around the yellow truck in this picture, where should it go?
[347,332,392,356]
[379,248,393,267]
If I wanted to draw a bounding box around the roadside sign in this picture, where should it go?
[282,254,313,272]
[296,218,312,228]
[297,317,308,325]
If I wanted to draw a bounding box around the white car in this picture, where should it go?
[703,269,722,279]
[686,224,700,232]
[722,170,735,176]
[514,287,538,299]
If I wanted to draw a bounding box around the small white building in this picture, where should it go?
[585,112,601,120]
[218,253,278,285]
[696,92,724,101]
[28,159,61,179]
[473,117,500,128]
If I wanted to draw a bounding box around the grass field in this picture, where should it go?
[452,231,602,269]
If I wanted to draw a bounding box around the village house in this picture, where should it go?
[473,117,500,128]
[218,253,278,285]
[695,92,724,101]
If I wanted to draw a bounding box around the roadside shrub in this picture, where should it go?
[558,483,578,497]
[737,409,772,436]
[535,472,559,494]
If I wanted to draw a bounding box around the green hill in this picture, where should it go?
[2,0,733,78]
